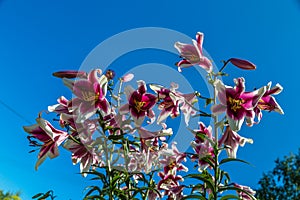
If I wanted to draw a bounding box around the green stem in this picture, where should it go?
[212,75,219,200]
[117,79,123,107]
[218,60,230,73]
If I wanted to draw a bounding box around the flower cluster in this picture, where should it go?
[24,32,283,200]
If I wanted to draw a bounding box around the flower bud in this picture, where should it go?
[229,58,256,70]
[52,70,87,79]
[105,69,115,80]
[121,73,134,82]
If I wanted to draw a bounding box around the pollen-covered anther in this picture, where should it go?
[134,100,146,112]
[228,97,244,112]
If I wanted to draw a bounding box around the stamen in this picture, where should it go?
[228,97,243,112]
[134,100,146,112]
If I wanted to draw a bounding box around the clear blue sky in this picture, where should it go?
[0,0,299,199]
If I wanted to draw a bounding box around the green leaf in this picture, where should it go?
[216,72,229,76]
[32,193,43,199]
[219,186,257,200]
[84,186,102,197]
[182,194,207,200]
[220,194,241,200]
[219,158,251,165]
[205,98,214,107]
[184,173,215,195]
[38,193,50,200]
[108,134,124,141]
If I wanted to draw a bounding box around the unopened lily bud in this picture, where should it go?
[52,70,87,79]
[121,73,134,82]
[229,58,256,70]
[105,69,115,80]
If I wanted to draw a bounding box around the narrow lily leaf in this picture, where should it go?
[38,193,50,200]
[219,186,257,200]
[108,134,124,141]
[220,194,240,200]
[220,157,251,165]
[200,156,215,168]
[32,193,43,199]
[184,173,215,194]
[84,195,105,200]
[182,194,207,200]
[84,186,102,198]
[205,98,214,106]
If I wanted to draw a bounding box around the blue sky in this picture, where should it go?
[0,0,299,199]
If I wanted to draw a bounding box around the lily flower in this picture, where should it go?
[180,93,197,125]
[128,138,164,174]
[150,83,182,123]
[160,142,188,175]
[70,69,111,122]
[219,126,253,158]
[234,183,256,200]
[174,32,213,73]
[150,83,196,125]
[23,118,68,170]
[254,82,284,123]
[137,127,173,140]
[119,80,157,126]
[157,172,184,200]
[60,113,98,140]
[48,96,70,114]
[191,122,215,171]
[63,138,101,176]
[212,78,266,131]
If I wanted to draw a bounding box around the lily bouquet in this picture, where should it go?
[24,32,283,200]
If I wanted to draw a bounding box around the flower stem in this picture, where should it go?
[117,79,123,107]
[212,75,219,200]
[218,60,230,73]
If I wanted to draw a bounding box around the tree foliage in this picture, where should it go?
[0,190,21,200]
[256,149,300,200]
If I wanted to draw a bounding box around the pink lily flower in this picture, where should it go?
[212,78,266,131]
[150,83,182,123]
[191,122,215,171]
[234,183,256,200]
[137,127,173,140]
[63,138,101,176]
[70,69,111,122]
[219,126,253,158]
[48,96,70,114]
[181,93,197,125]
[150,83,196,125]
[23,118,68,170]
[254,82,284,123]
[60,113,98,140]
[160,142,188,175]
[119,80,156,126]
[174,32,213,73]
[157,172,184,200]
[103,112,133,135]
[128,138,164,174]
